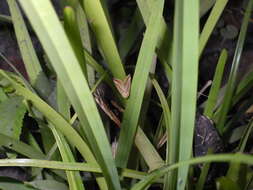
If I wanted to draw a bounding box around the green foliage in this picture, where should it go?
[0,0,253,189]
[0,181,37,190]
[216,0,253,133]
[6,0,51,98]
[115,0,165,168]
[170,0,199,189]
[0,96,26,140]
[63,5,87,77]
[199,0,229,56]
[204,49,227,118]
[216,176,241,190]
[27,180,69,190]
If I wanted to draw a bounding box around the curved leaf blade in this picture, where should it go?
[16,1,121,189]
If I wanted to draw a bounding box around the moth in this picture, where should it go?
[113,74,131,98]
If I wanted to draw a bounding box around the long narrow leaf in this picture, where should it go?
[115,0,165,168]
[226,119,253,186]
[0,69,111,188]
[199,0,228,55]
[7,0,51,97]
[0,133,46,159]
[131,153,253,190]
[217,0,253,133]
[75,3,95,86]
[136,0,171,65]
[82,0,125,79]
[56,77,84,190]
[0,14,12,23]
[151,78,171,164]
[0,96,26,140]
[50,125,85,190]
[200,0,216,17]
[0,159,163,182]
[135,128,165,171]
[151,78,172,189]
[63,6,87,77]
[118,9,144,60]
[0,70,100,174]
[199,0,229,56]
[57,81,70,120]
[195,149,213,190]
[171,0,199,189]
[16,1,121,189]
[204,49,227,118]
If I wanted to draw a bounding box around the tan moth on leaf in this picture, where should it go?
[113,74,131,98]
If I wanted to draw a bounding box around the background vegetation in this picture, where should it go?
[0,0,252,189]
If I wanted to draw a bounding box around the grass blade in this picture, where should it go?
[216,176,241,190]
[0,182,37,190]
[0,96,26,140]
[151,78,172,189]
[16,1,121,189]
[57,81,71,120]
[199,0,229,56]
[75,3,95,86]
[195,149,213,190]
[27,180,68,190]
[50,125,85,190]
[238,119,253,152]
[136,0,171,65]
[232,71,253,107]
[216,0,253,133]
[170,0,199,189]
[137,0,217,66]
[0,133,46,159]
[115,0,165,168]
[131,154,253,190]
[118,9,144,60]
[0,70,110,188]
[63,6,87,77]
[200,0,216,17]
[6,0,51,97]
[204,49,228,118]
[82,0,125,79]
[151,78,171,163]
[135,128,165,171]
[0,158,163,183]
[55,80,84,190]
[0,87,8,102]
[0,14,12,23]
[226,120,253,187]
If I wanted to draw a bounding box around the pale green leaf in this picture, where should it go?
[16,0,121,189]
[116,0,165,168]
[6,0,51,98]
[0,96,26,140]
[27,180,68,190]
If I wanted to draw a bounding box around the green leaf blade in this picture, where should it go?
[0,96,26,140]
[170,0,199,189]
[16,1,121,189]
[82,0,125,79]
[7,0,51,97]
[115,0,165,168]
[204,49,228,118]
[217,0,253,133]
